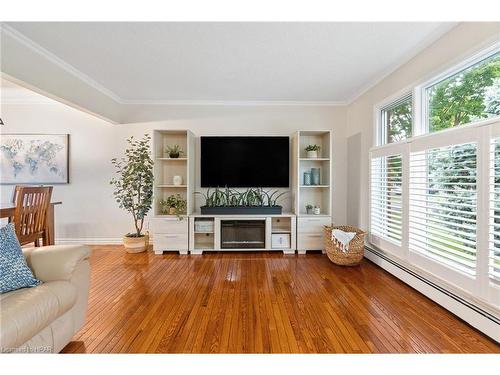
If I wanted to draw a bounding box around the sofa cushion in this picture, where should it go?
[0,280,77,350]
[0,223,41,294]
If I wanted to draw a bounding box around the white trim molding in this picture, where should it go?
[55,237,123,245]
[365,246,500,343]
[1,23,122,103]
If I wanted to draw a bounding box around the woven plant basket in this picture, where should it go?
[324,225,367,266]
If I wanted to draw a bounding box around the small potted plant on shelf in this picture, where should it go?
[305,204,313,215]
[165,145,184,159]
[305,144,321,158]
[159,194,187,220]
[110,134,154,253]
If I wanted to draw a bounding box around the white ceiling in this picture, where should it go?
[4,22,457,104]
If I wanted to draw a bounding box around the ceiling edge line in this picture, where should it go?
[1,23,123,104]
[120,99,347,106]
[344,22,460,106]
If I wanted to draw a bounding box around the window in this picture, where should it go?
[490,138,500,282]
[370,45,500,307]
[370,154,403,245]
[409,143,477,275]
[380,95,412,144]
[426,51,500,133]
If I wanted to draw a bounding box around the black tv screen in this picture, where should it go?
[201,136,289,188]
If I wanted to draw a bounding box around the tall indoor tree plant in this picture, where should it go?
[110,134,154,253]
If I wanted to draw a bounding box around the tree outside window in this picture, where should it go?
[381,96,412,144]
[427,52,500,132]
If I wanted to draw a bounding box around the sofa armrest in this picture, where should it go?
[24,245,91,282]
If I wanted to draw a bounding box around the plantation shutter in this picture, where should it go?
[489,138,500,282]
[409,142,477,275]
[370,154,403,245]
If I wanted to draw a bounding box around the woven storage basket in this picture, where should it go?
[324,225,367,266]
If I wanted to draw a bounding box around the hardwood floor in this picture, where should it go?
[62,246,499,353]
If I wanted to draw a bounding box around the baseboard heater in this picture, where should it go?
[364,245,500,343]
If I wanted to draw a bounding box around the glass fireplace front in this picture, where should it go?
[220,220,266,249]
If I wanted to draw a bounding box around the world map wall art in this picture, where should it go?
[0,134,69,184]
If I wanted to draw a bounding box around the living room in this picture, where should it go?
[1,1,499,372]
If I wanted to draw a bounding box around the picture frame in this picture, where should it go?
[0,133,70,184]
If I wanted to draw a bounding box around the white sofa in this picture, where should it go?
[0,245,91,353]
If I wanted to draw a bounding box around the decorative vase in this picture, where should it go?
[122,233,149,253]
[306,207,313,215]
[307,150,318,158]
[303,171,312,185]
[311,168,321,185]
[313,206,321,215]
[168,207,176,215]
[173,175,183,186]
[169,152,180,159]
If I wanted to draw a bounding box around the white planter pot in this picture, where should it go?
[173,175,183,185]
[313,207,321,215]
[307,150,318,158]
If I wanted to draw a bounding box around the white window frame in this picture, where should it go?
[374,89,414,146]
[369,144,408,258]
[418,43,500,135]
[407,126,482,294]
[370,41,500,308]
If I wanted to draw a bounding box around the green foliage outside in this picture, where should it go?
[384,98,412,143]
[384,52,500,144]
[426,143,477,268]
[428,52,500,131]
[381,53,500,270]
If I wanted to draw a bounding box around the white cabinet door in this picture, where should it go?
[271,234,291,249]
[152,217,188,234]
[297,233,324,251]
[297,217,330,233]
[153,233,188,251]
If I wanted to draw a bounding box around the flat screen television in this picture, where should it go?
[201,136,289,188]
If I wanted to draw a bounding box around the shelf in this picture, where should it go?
[272,230,291,234]
[299,158,330,161]
[194,231,214,234]
[156,185,187,188]
[156,157,188,161]
[300,185,329,188]
[299,214,331,217]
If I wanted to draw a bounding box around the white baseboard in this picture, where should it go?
[365,246,499,343]
[55,237,123,245]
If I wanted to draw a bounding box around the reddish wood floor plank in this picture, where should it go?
[61,246,499,354]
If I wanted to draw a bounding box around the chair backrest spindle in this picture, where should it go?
[13,186,53,246]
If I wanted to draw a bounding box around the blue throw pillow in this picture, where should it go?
[0,223,41,293]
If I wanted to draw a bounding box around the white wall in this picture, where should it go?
[345,22,500,229]
[1,92,347,241]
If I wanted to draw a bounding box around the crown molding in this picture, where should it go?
[1,23,122,103]
[120,99,347,106]
[345,22,459,105]
[1,22,459,109]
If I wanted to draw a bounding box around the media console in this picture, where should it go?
[151,129,332,255]
[188,213,297,255]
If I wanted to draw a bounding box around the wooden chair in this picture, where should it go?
[13,186,53,246]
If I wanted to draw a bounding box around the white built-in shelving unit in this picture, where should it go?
[292,130,332,217]
[292,130,332,254]
[151,129,332,255]
[151,130,195,254]
[152,130,195,216]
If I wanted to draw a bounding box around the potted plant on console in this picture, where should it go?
[159,194,187,220]
[110,134,154,253]
[197,187,288,215]
[305,144,320,158]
